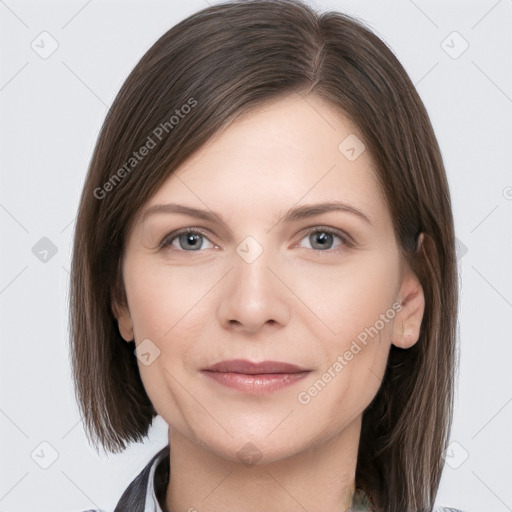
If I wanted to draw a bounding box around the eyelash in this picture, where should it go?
[159,226,353,255]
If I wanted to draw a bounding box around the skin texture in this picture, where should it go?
[113,93,425,512]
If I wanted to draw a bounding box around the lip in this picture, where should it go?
[201,359,311,394]
[205,359,309,374]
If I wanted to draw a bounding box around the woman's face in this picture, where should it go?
[114,93,424,464]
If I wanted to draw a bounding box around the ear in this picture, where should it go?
[392,236,426,349]
[111,300,134,342]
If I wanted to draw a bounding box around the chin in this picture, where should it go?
[183,421,297,463]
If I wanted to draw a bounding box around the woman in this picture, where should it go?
[70,1,463,511]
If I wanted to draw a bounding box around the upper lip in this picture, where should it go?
[203,359,310,374]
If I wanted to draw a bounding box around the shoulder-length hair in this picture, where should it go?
[69,1,458,511]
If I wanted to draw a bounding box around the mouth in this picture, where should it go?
[201,359,311,394]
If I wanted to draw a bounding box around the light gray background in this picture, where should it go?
[1,0,511,511]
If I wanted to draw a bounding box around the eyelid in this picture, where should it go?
[159,227,216,250]
[296,225,354,247]
[159,225,354,252]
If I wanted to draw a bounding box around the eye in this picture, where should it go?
[159,226,351,253]
[160,228,216,251]
[297,227,351,253]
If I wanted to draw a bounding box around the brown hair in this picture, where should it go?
[69,1,458,510]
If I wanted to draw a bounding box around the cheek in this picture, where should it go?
[289,249,400,342]
[124,260,212,426]
[124,257,220,407]
[124,257,217,341]
[290,249,399,411]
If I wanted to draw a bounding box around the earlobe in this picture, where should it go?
[111,301,134,342]
[392,244,425,349]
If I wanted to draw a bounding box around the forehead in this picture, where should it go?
[141,93,388,228]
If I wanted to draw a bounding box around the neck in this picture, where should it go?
[165,416,361,512]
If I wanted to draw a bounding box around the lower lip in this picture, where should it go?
[201,371,310,393]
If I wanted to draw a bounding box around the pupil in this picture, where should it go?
[181,233,201,250]
[311,231,332,249]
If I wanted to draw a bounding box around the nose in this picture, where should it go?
[217,244,290,334]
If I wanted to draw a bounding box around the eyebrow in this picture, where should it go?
[140,200,372,228]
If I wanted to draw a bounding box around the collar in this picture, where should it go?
[113,444,170,512]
